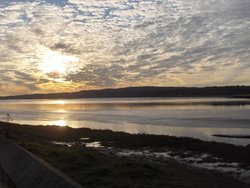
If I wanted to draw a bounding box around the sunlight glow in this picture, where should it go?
[41,50,79,74]
[53,100,67,105]
[53,120,67,127]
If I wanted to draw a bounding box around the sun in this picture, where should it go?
[40,50,79,74]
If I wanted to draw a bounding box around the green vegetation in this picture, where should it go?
[1,121,250,188]
[15,140,248,188]
[3,122,250,164]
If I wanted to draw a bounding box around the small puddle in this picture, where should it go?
[111,148,250,184]
[50,140,104,148]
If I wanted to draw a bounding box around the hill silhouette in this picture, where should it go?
[0,86,250,99]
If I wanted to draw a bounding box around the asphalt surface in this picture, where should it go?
[0,166,16,188]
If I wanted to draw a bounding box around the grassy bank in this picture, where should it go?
[2,122,250,164]
[18,140,250,188]
[1,121,250,187]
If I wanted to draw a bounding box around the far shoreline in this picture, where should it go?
[1,86,250,100]
[1,95,250,101]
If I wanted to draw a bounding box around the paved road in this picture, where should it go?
[0,136,83,188]
[0,166,16,188]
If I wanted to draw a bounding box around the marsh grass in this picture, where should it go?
[16,140,249,188]
[3,122,250,164]
[1,122,250,187]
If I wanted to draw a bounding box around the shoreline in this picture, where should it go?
[1,86,250,100]
[1,121,250,162]
[1,121,250,187]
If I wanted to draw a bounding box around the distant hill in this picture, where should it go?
[0,86,250,100]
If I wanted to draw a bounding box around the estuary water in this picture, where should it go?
[0,97,250,146]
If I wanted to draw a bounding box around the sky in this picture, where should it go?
[0,0,249,96]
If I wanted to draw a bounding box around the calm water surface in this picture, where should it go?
[0,98,250,146]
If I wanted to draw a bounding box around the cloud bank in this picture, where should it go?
[0,0,249,95]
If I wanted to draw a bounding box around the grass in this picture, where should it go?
[16,140,249,188]
[1,121,250,187]
[2,122,250,164]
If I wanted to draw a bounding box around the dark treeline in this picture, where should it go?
[1,86,250,99]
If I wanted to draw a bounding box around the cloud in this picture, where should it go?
[0,0,249,95]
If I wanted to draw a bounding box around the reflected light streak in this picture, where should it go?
[53,100,67,105]
[53,120,67,127]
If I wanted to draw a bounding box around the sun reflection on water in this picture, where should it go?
[53,100,67,105]
[53,120,67,127]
